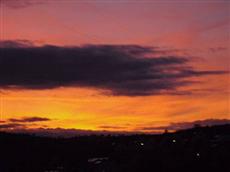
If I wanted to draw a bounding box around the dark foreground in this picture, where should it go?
[0,125,230,172]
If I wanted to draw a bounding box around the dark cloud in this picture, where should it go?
[0,40,227,96]
[0,123,25,129]
[209,47,228,53]
[0,117,50,130]
[140,119,230,131]
[8,117,51,123]
[98,125,127,129]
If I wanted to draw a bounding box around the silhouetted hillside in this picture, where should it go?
[1,124,230,172]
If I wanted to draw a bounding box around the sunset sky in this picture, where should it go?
[0,0,229,134]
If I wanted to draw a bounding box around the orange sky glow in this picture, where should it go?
[0,0,229,134]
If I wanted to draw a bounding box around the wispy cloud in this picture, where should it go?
[1,118,229,136]
[139,119,230,132]
[0,116,51,130]
[0,123,25,129]
[0,40,34,48]
[8,117,51,123]
[98,125,127,130]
